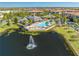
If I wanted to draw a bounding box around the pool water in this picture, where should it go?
[37,21,49,27]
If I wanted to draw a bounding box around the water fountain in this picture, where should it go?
[26,35,37,50]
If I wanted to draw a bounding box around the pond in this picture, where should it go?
[0,30,73,56]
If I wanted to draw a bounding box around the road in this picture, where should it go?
[0,30,72,56]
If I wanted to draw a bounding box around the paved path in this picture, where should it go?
[0,31,71,56]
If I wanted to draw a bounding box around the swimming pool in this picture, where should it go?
[37,21,49,27]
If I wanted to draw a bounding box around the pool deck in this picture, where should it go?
[25,21,56,32]
[26,25,56,32]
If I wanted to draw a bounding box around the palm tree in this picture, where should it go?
[2,13,12,26]
[73,16,78,23]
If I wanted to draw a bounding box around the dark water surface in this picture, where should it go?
[0,31,72,56]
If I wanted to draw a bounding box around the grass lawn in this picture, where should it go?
[19,31,40,36]
[54,25,79,55]
[0,24,19,33]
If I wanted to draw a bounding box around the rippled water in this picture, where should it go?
[0,31,72,56]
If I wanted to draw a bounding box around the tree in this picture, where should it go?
[7,19,12,26]
[22,20,29,25]
[2,14,8,20]
[29,19,33,24]
[73,16,78,23]
[14,16,18,24]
